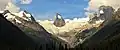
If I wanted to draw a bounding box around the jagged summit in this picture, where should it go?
[1,2,36,23]
[19,10,36,22]
[53,13,65,27]
[1,9,36,24]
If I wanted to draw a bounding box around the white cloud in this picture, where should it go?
[84,0,120,17]
[0,0,32,11]
[20,0,32,4]
[86,0,120,11]
[5,2,20,13]
[0,0,11,11]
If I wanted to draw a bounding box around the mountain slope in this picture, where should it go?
[75,20,120,49]
[0,14,36,50]
[0,14,66,50]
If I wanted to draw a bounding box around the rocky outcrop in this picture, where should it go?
[99,5,114,21]
[98,6,115,26]
[53,13,65,27]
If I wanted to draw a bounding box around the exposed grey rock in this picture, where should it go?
[98,5,115,26]
[53,13,65,27]
[23,10,36,22]
[99,5,114,21]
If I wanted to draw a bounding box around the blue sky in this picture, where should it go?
[15,0,89,20]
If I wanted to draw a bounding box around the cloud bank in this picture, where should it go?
[86,0,120,11]
[20,0,32,4]
[0,0,11,11]
[84,0,120,18]
[0,0,32,11]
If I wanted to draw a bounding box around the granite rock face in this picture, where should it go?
[53,13,65,27]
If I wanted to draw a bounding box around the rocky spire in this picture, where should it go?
[98,5,115,26]
[99,5,114,20]
[23,10,36,22]
[53,13,65,27]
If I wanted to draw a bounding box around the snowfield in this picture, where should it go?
[37,18,104,35]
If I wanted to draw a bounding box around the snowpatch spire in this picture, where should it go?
[53,13,65,27]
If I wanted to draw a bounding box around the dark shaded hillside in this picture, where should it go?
[0,14,36,50]
[0,14,66,50]
[75,20,120,49]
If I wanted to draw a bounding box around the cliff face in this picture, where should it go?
[53,13,65,27]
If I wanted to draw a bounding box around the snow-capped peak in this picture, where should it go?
[0,11,4,13]
[100,10,104,14]
[2,9,35,24]
[58,14,62,19]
